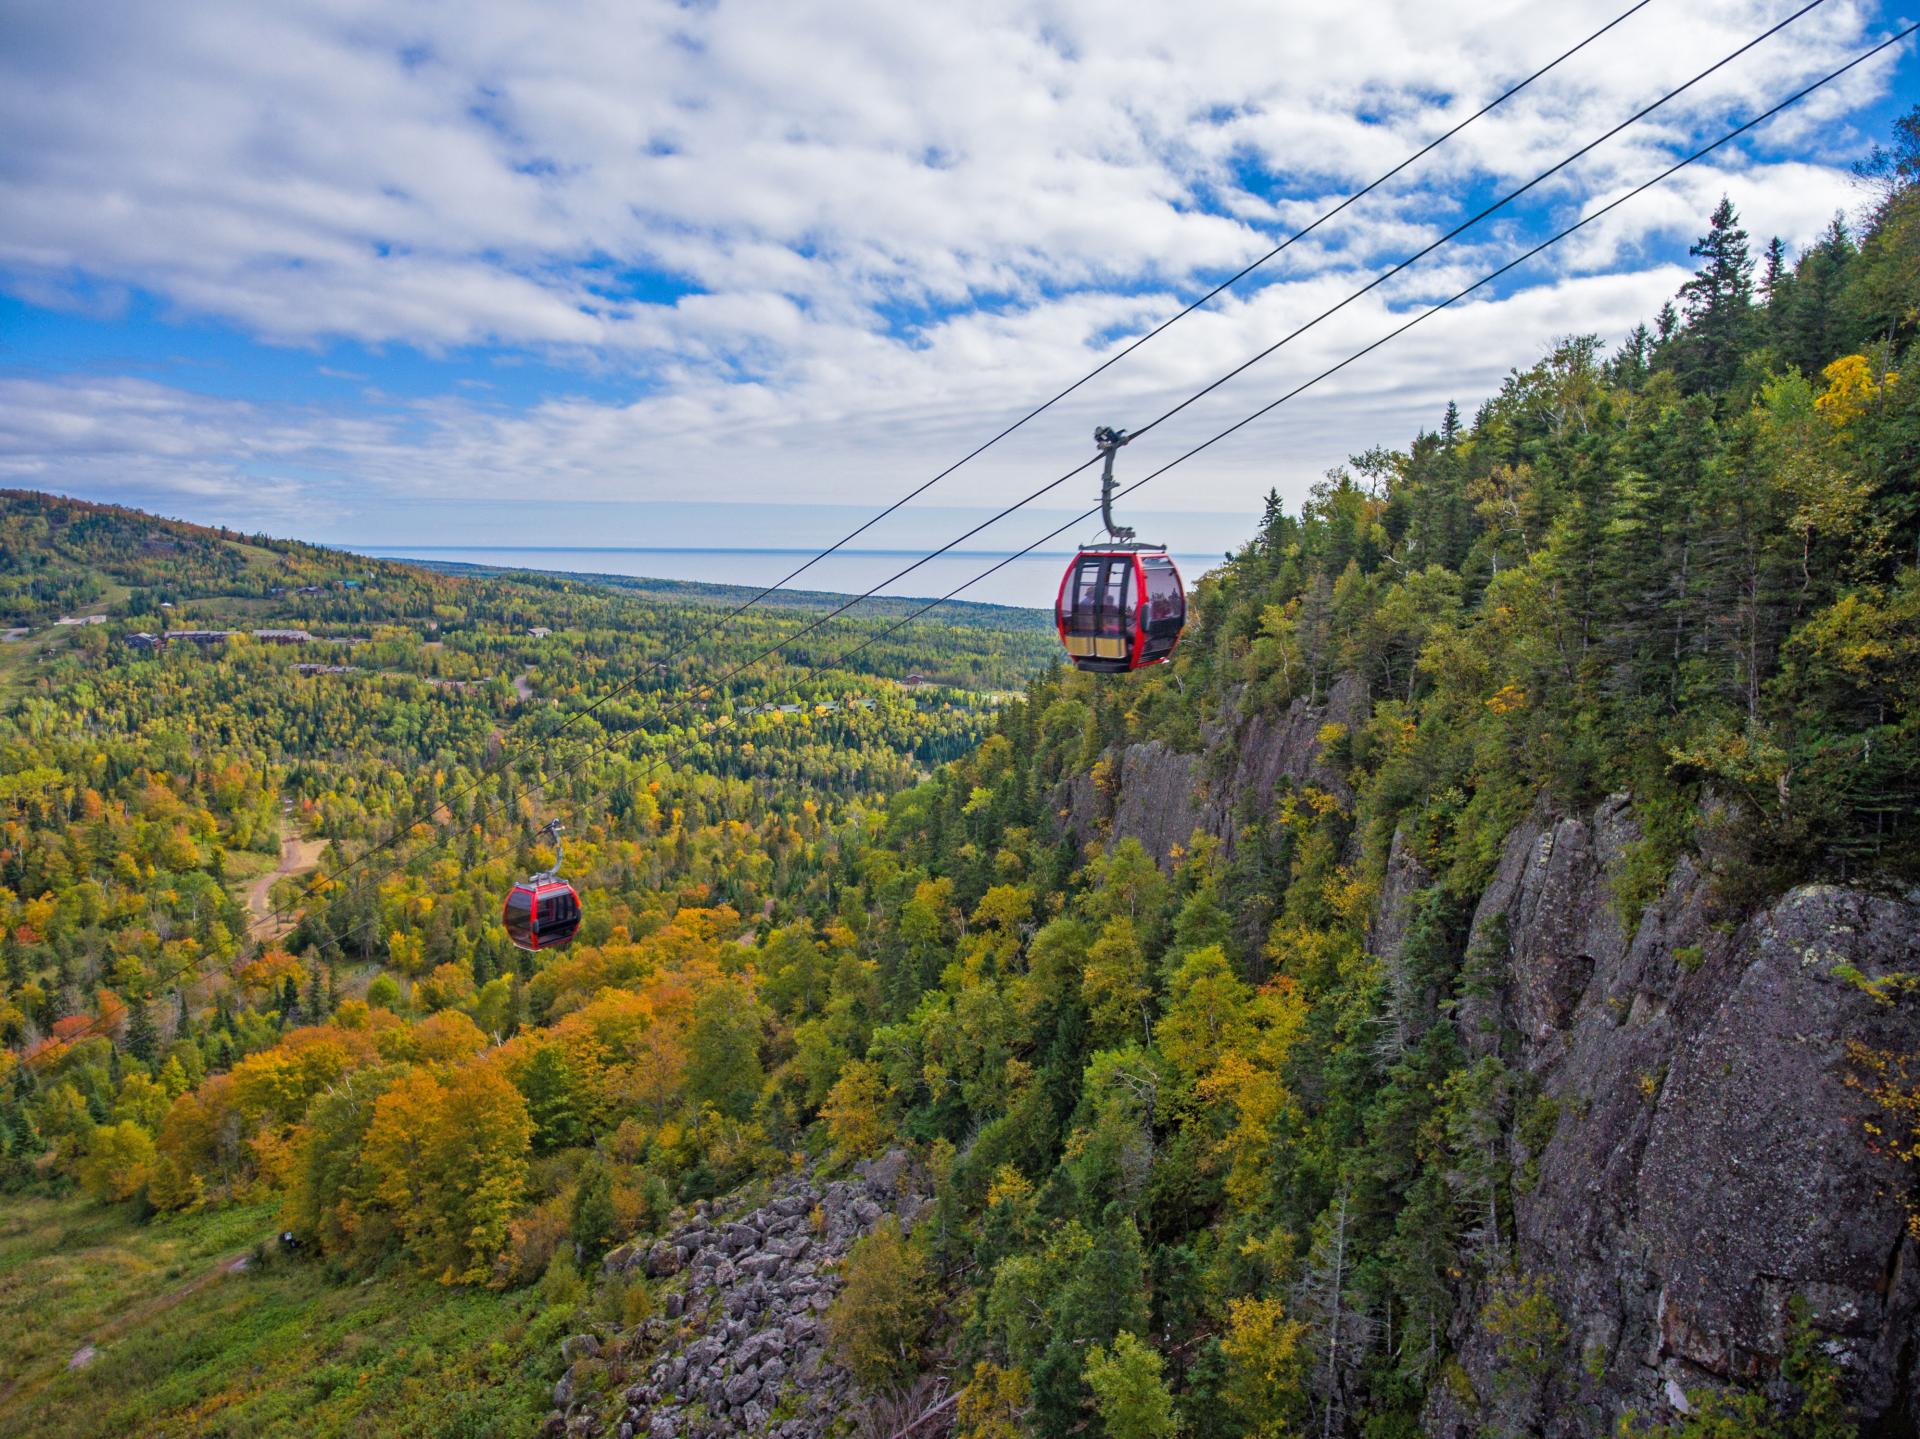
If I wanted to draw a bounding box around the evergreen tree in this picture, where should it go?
[570,1153,616,1263]
[1674,196,1755,394]
[520,1045,586,1151]
[1762,234,1788,306]
[1848,107,1920,345]
[1607,324,1651,390]
[1778,218,1858,375]
[125,996,158,1066]
[1032,1212,1152,1438]
[1293,1187,1379,1439]
[1084,1332,1179,1439]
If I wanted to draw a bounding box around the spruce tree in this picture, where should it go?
[126,995,158,1066]
[1779,217,1858,374]
[1032,1212,1152,1438]
[570,1154,616,1263]
[1607,324,1651,390]
[1675,195,1755,394]
[1762,235,1788,305]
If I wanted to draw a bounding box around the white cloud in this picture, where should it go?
[0,0,1910,541]
[0,260,1683,537]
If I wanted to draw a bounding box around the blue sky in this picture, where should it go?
[0,0,1913,557]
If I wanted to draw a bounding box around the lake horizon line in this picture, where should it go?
[354,543,1226,608]
[361,545,1224,558]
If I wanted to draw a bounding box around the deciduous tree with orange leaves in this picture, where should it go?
[362,1060,533,1283]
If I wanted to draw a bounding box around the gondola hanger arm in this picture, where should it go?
[1094,426,1134,545]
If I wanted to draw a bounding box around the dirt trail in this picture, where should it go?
[246,812,327,942]
[0,1247,259,1413]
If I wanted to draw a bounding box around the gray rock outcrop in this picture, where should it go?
[1082,705,1919,1434]
[1389,803,1920,1437]
[542,1152,929,1439]
[1063,672,1365,866]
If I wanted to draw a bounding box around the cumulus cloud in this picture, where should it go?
[0,0,1910,539]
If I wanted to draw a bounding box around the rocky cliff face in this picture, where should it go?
[545,675,1915,1437]
[542,1153,930,1439]
[1422,805,1919,1438]
[1061,672,1366,866]
[1080,692,1919,1435]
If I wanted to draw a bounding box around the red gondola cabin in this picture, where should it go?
[1055,548,1186,672]
[503,878,582,952]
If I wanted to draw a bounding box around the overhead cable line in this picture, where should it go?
[227,0,1680,934]
[538,0,1659,740]
[99,0,1904,1031]
[244,0,1918,984]
[479,9,1920,884]
[825,18,1920,672]
[65,1,1880,1049]
[236,0,1826,947]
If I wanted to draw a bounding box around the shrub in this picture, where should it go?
[827,1216,934,1390]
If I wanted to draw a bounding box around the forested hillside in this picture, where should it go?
[0,496,1051,1434]
[2,111,1916,1439]
[735,118,1916,1439]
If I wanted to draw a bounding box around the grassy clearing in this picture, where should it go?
[0,629,62,703]
[0,1193,554,1439]
[221,845,281,886]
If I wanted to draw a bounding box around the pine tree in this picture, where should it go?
[570,1153,616,1263]
[125,995,158,1066]
[1762,235,1788,306]
[1674,196,1756,394]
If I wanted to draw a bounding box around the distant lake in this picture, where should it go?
[360,546,1224,610]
